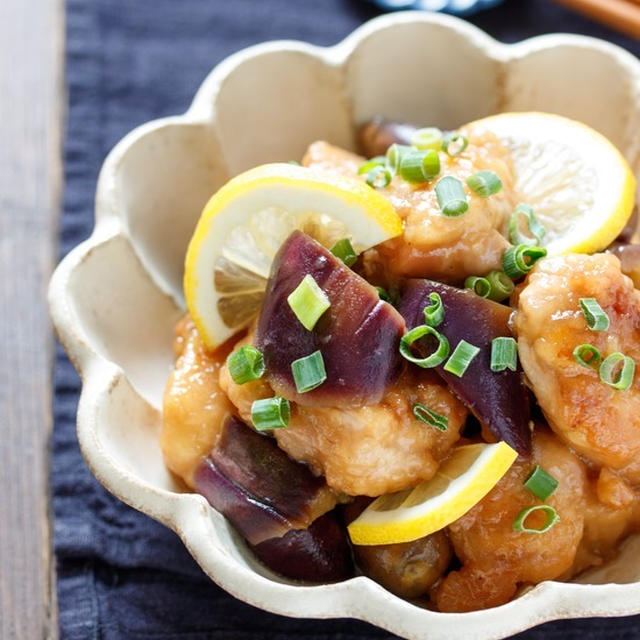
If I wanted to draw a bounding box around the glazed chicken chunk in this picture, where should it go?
[219,332,468,497]
[514,253,640,483]
[303,124,518,283]
[436,429,587,612]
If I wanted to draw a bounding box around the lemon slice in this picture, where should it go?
[184,162,402,349]
[347,441,518,545]
[467,112,635,256]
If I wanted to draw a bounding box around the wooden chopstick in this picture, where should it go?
[551,0,640,39]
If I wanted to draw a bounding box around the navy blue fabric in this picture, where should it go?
[55,1,640,638]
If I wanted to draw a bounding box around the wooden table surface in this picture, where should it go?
[0,0,63,637]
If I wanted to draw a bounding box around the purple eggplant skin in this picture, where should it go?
[357,117,418,157]
[210,415,332,526]
[252,511,354,583]
[398,279,532,455]
[194,455,293,545]
[255,231,406,407]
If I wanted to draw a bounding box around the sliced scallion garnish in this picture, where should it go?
[599,352,635,390]
[573,343,602,370]
[465,276,491,298]
[442,133,469,156]
[330,238,357,267]
[399,149,440,182]
[410,127,443,151]
[513,504,559,533]
[385,143,412,173]
[435,176,469,218]
[524,465,559,502]
[412,403,449,431]
[291,350,327,393]
[251,396,291,431]
[399,324,450,368]
[579,297,610,331]
[227,345,265,385]
[287,274,330,331]
[366,165,392,189]
[508,203,546,246]
[423,292,444,327]
[358,156,386,175]
[444,340,480,377]
[466,170,503,197]
[490,337,518,372]
[502,244,547,279]
[485,270,515,302]
[376,286,391,302]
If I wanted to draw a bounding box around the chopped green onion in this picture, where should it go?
[524,465,559,502]
[358,156,386,175]
[573,343,602,370]
[490,337,518,372]
[287,274,330,331]
[291,350,327,393]
[599,352,635,390]
[376,286,391,302]
[251,396,290,431]
[399,324,450,368]
[413,403,449,431]
[330,238,357,267]
[444,340,480,377]
[442,133,469,156]
[435,176,469,217]
[410,127,443,151]
[227,345,265,385]
[502,244,547,279]
[485,270,515,302]
[513,505,559,533]
[423,292,444,327]
[579,298,610,331]
[385,143,412,172]
[399,149,440,182]
[508,203,546,246]
[466,170,503,197]
[465,276,491,298]
[366,165,392,189]
[286,160,301,165]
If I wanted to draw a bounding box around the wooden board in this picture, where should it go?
[0,0,64,637]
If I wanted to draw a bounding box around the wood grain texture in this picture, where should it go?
[0,0,64,638]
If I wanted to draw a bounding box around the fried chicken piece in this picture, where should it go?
[302,128,518,283]
[514,253,640,482]
[219,332,468,497]
[161,316,235,487]
[435,429,587,612]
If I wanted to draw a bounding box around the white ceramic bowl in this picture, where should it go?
[49,12,640,640]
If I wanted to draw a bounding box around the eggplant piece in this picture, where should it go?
[358,117,418,157]
[195,415,335,544]
[398,279,531,455]
[252,512,353,583]
[255,231,405,407]
[194,416,354,582]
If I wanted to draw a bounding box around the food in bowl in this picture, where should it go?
[160,111,640,612]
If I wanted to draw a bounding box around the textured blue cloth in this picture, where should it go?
[55,1,640,638]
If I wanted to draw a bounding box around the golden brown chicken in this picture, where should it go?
[514,253,640,483]
[435,429,587,612]
[219,331,468,497]
[302,127,518,283]
[161,316,235,487]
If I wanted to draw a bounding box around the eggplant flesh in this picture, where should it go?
[398,279,531,455]
[193,415,353,582]
[255,230,405,407]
